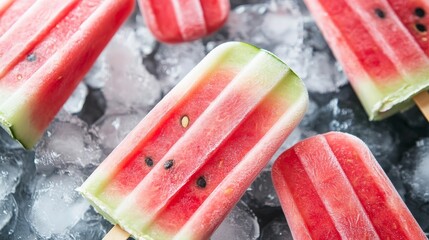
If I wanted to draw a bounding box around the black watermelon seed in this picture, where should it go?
[164,160,174,169]
[416,23,427,32]
[197,176,207,188]
[145,157,154,167]
[26,53,37,62]
[374,8,386,19]
[415,8,426,18]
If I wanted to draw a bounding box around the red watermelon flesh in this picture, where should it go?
[387,0,429,56]
[304,0,429,120]
[0,0,36,35]
[78,42,308,240]
[272,132,426,240]
[0,0,135,148]
[139,0,229,43]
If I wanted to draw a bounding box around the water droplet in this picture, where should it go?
[26,53,37,62]
[164,160,174,170]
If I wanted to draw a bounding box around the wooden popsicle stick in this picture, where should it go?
[103,225,130,240]
[413,91,429,122]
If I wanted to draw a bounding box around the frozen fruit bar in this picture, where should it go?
[304,0,429,120]
[78,42,308,240]
[139,0,229,43]
[272,132,426,239]
[0,0,135,148]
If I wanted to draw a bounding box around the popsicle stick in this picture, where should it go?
[103,225,130,240]
[413,91,429,122]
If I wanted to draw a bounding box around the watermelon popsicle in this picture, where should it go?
[78,42,308,240]
[139,0,229,43]
[304,0,429,120]
[272,132,426,239]
[0,0,135,149]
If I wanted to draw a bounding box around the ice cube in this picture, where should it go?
[84,57,110,89]
[260,2,302,48]
[224,1,303,53]
[398,107,428,129]
[35,114,102,174]
[296,20,348,93]
[299,98,319,132]
[212,1,344,94]
[246,169,280,208]
[63,82,88,114]
[135,14,157,57]
[4,0,428,237]
[85,26,162,114]
[402,138,429,202]
[302,19,329,53]
[212,201,260,240]
[205,0,311,95]
[154,41,205,94]
[68,207,110,240]
[412,154,429,201]
[260,217,293,240]
[27,169,89,239]
[300,50,347,93]
[7,212,37,240]
[0,195,18,237]
[230,0,271,9]
[7,158,37,240]
[104,27,161,112]
[94,111,148,155]
[387,166,406,200]
[306,87,400,170]
[0,148,26,199]
[0,128,21,149]
[397,138,429,231]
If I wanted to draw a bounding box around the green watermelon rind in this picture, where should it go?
[76,187,130,234]
[78,186,166,240]
[78,187,163,240]
[365,77,429,121]
[77,187,164,240]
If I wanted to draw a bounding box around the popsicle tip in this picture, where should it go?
[214,42,302,83]
[413,91,429,122]
[103,225,130,240]
[214,41,259,51]
[323,131,365,145]
[216,41,282,60]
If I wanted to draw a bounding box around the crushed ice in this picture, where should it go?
[1,0,428,238]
